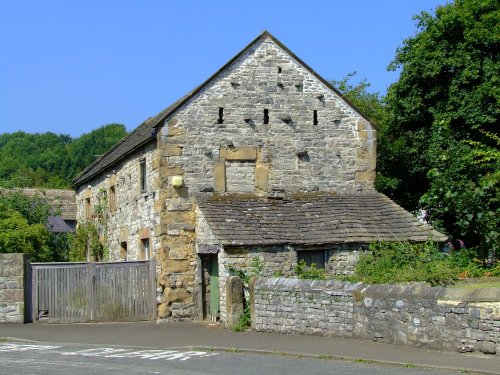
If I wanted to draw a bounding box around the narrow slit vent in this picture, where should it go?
[263,109,269,124]
[217,107,224,124]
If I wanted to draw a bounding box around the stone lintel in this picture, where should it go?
[119,227,129,243]
[221,147,258,161]
[138,228,150,239]
[107,174,116,187]
[196,244,221,254]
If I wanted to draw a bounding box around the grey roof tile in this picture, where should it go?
[197,192,447,246]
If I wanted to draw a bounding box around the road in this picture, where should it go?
[0,341,463,375]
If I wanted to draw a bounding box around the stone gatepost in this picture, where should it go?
[225,275,244,328]
[0,253,27,323]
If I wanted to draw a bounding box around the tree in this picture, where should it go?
[379,0,499,257]
[0,191,60,261]
[330,72,386,125]
[0,124,127,188]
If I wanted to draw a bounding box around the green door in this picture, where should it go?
[209,255,219,320]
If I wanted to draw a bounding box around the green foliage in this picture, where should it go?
[353,241,458,286]
[69,222,105,262]
[330,72,386,125]
[232,305,251,332]
[353,241,498,286]
[378,0,499,256]
[295,259,327,280]
[228,256,264,286]
[0,206,52,261]
[228,256,264,332]
[0,124,127,188]
[0,191,67,261]
[69,188,109,262]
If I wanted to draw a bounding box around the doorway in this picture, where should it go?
[200,254,219,321]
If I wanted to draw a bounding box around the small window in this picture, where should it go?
[139,159,147,192]
[109,186,116,212]
[85,198,91,220]
[120,242,128,261]
[297,250,326,269]
[140,238,150,260]
[313,110,318,125]
[263,109,269,124]
[217,107,224,124]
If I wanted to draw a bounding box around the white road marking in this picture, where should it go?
[0,343,218,361]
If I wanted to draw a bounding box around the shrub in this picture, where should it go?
[353,241,458,286]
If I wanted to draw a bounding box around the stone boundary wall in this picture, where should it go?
[251,277,500,355]
[0,254,27,323]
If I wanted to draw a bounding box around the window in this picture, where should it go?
[84,198,91,220]
[313,110,318,125]
[139,159,147,192]
[109,185,116,212]
[297,250,326,269]
[140,238,150,260]
[120,242,127,260]
[263,109,269,124]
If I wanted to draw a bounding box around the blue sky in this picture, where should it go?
[1,0,448,137]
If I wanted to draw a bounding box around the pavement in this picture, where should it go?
[1,321,499,374]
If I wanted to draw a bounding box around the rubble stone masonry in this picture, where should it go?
[251,278,500,355]
[0,253,26,323]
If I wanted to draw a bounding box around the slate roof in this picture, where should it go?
[197,192,447,246]
[73,31,376,187]
[47,215,75,233]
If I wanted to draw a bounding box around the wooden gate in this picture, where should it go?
[28,260,156,323]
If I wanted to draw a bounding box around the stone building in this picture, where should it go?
[73,31,445,323]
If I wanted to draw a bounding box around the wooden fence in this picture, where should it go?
[28,260,156,323]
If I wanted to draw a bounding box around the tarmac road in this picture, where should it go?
[1,321,499,374]
[0,341,462,375]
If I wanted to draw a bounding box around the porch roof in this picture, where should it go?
[197,192,447,247]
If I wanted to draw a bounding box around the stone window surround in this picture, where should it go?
[213,146,269,194]
[139,158,147,193]
[107,174,117,213]
[119,227,128,260]
[138,228,151,260]
[84,188,92,220]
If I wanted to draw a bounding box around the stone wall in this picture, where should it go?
[251,278,500,355]
[158,36,376,197]
[0,254,26,323]
[75,143,160,261]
